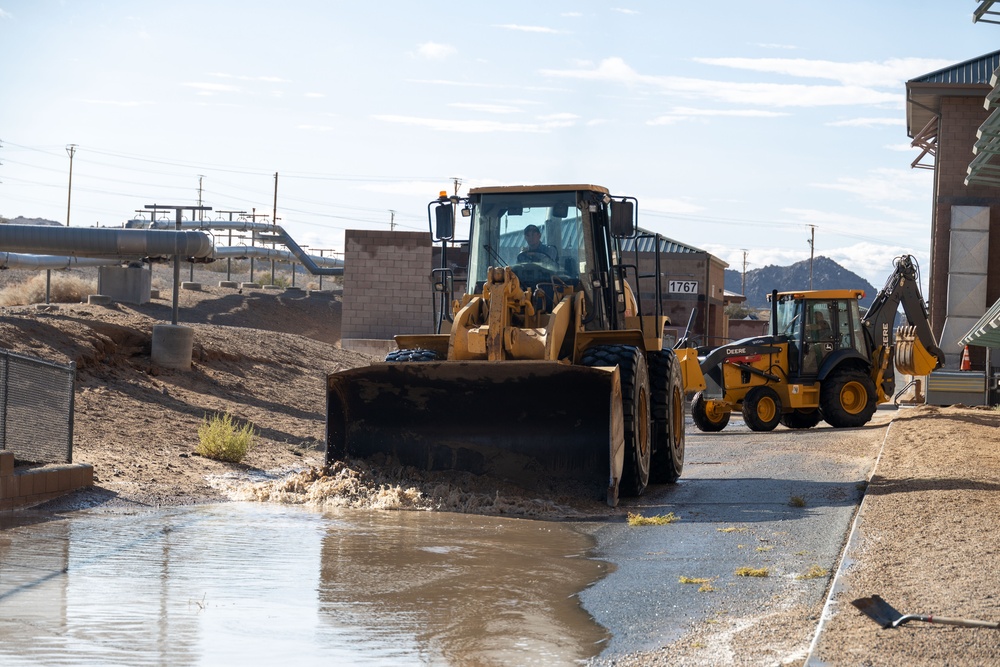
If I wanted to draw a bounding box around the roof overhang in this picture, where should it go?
[960,296,1000,348]
[975,0,1000,25]
[966,67,1000,185]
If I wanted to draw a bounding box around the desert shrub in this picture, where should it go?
[196,413,258,463]
[0,272,97,306]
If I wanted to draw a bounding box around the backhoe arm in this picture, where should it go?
[863,255,944,377]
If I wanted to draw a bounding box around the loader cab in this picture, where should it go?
[464,186,619,328]
[773,291,867,378]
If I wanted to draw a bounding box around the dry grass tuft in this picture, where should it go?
[0,273,97,306]
[627,511,679,526]
[735,566,769,577]
[789,495,806,507]
[797,564,829,580]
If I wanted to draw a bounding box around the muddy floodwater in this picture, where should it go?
[0,503,610,666]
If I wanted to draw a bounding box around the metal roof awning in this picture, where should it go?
[975,0,1000,25]
[966,65,1000,185]
[960,297,1000,348]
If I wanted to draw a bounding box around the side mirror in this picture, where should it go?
[434,204,454,240]
[552,203,569,218]
[610,199,635,238]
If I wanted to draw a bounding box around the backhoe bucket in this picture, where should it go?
[895,325,943,376]
[326,361,626,505]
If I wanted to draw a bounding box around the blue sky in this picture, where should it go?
[1,1,997,289]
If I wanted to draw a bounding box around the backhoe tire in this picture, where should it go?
[779,409,822,429]
[581,345,651,497]
[691,391,730,432]
[648,350,684,484]
[821,367,877,428]
[385,348,442,362]
[742,386,782,432]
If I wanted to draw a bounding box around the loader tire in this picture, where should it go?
[691,391,730,432]
[779,409,822,430]
[742,386,781,432]
[648,350,684,484]
[821,367,877,428]
[581,345,651,497]
[385,348,442,362]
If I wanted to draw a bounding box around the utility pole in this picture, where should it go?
[272,172,279,284]
[807,225,816,289]
[65,144,77,227]
[741,249,748,296]
[389,210,396,231]
[197,175,205,221]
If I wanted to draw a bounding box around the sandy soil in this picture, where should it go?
[4,267,999,664]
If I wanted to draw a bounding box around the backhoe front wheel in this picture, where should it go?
[821,368,877,428]
[742,386,781,432]
[691,391,730,432]
[581,345,651,497]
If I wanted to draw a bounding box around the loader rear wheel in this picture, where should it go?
[649,350,684,484]
[742,386,781,432]
[779,409,822,429]
[581,345,651,497]
[691,391,730,432]
[821,368,877,428]
[385,348,442,362]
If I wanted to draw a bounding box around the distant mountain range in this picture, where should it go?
[725,256,877,309]
[2,216,62,226]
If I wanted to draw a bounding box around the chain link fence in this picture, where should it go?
[0,350,75,464]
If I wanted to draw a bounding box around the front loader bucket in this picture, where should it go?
[895,325,944,376]
[326,361,625,505]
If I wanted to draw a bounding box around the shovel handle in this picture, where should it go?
[899,614,1000,629]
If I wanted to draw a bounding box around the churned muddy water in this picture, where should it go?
[0,503,610,666]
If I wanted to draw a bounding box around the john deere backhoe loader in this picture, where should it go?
[676,254,944,432]
[325,185,686,506]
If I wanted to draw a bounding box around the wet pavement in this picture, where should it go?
[0,504,608,666]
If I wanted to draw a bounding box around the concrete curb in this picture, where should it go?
[803,418,895,665]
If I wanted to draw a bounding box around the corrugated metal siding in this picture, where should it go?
[910,50,1000,84]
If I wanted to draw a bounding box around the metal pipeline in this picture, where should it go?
[0,225,214,259]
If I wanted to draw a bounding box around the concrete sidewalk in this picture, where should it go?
[807,405,1000,665]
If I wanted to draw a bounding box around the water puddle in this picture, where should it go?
[0,503,609,666]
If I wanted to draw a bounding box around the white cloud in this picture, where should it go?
[183,82,241,94]
[612,8,639,15]
[83,99,154,107]
[643,197,705,215]
[373,114,575,133]
[752,43,798,50]
[690,56,953,88]
[305,92,325,99]
[0,9,12,19]
[648,107,789,125]
[296,124,333,132]
[562,12,583,17]
[417,42,457,59]
[826,117,904,128]
[449,102,522,114]
[494,24,561,34]
[808,167,932,202]
[540,57,901,107]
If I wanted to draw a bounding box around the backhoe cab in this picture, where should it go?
[677,254,944,432]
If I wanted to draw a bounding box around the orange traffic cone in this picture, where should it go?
[961,345,971,371]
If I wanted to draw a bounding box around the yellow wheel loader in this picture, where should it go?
[325,185,686,506]
[675,254,945,432]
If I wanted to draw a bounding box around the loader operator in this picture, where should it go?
[519,224,558,263]
[808,311,832,341]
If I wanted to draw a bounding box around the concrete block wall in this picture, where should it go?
[0,450,93,510]
[341,230,434,344]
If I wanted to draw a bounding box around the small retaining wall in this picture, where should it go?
[0,450,93,511]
